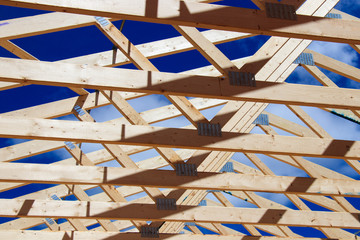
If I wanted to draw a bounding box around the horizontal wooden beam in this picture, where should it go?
[1,58,359,109]
[1,163,360,197]
[0,116,359,159]
[0,0,359,44]
[1,54,238,121]
[0,231,346,240]
[0,98,223,164]
[0,199,359,228]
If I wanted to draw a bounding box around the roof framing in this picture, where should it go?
[0,0,359,239]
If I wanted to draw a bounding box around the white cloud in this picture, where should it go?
[308,41,359,67]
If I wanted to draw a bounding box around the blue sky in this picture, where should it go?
[0,0,359,236]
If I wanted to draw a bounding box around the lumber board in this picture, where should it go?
[0,231,349,240]
[0,0,359,44]
[0,58,359,109]
[1,163,360,197]
[0,116,359,159]
[0,12,96,40]
[0,199,360,228]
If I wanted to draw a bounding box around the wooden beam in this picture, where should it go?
[0,20,249,92]
[0,116,359,159]
[259,127,359,238]
[1,163,360,197]
[330,9,360,54]
[0,231,348,240]
[1,58,359,110]
[0,0,338,155]
[0,0,359,44]
[282,106,360,210]
[0,199,359,228]
[0,98,299,170]
[1,53,237,121]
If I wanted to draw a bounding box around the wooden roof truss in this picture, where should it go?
[0,0,359,239]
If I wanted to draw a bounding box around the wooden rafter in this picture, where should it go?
[1,163,360,197]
